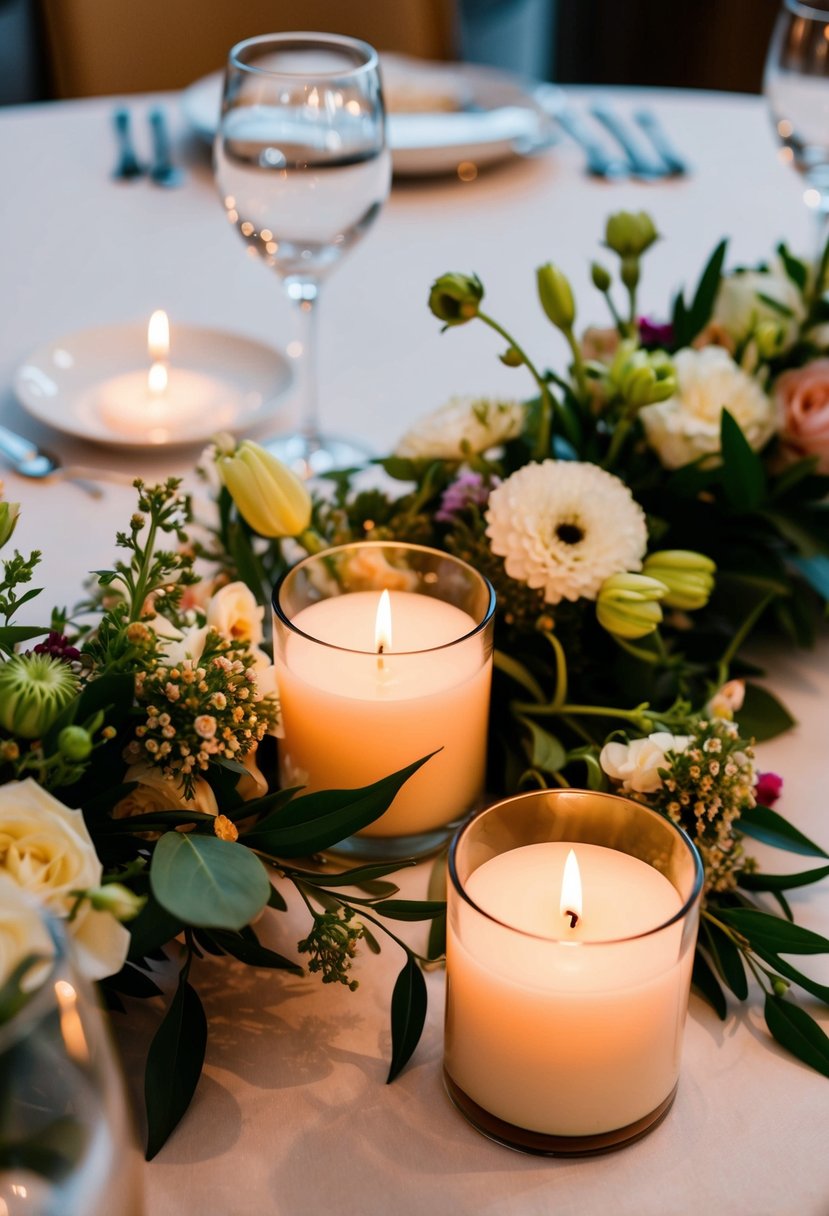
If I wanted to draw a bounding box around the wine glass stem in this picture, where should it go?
[286,277,321,446]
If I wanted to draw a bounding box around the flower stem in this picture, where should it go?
[563,327,589,406]
[715,592,775,688]
[477,310,556,459]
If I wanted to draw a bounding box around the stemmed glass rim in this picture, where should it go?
[228,31,381,79]
[779,0,829,19]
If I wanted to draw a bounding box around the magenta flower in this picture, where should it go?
[32,631,81,663]
[638,317,674,349]
[755,771,783,807]
[436,471,497,524]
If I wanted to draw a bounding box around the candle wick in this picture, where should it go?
[565,909,579,929]
[376,643,385,673]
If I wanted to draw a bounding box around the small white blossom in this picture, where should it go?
[600,732,691,794]
[396,396,526,460]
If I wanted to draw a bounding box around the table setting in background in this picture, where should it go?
[1,8,829,1215]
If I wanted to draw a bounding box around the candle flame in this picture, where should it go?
[560,848,582,928]
[148,361,168,396]
[148,310,170,361]
[374,589,392,654]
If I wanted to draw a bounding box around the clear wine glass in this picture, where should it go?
[215,32,392,476]
[0,911,143,1215]
[764,0,829,256]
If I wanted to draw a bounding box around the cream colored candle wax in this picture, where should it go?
[446,842,694,1137]
[275,590,492,837]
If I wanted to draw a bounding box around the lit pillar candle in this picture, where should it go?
[272,543,495,850]
[445,790,702,1152]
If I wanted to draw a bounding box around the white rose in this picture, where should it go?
[162,623,210,667]
[396,396,526,460]
[600,732,691,794]
[0,873,54,990]
[206,581,264,647]
[114,764,219,819]
[0,779,129,981]
[713,266,804,353]
[639,347,776,469]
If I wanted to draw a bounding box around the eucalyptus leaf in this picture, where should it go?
[716,907,829,955]
[150,832,271,931]
[293,860,417,888]
[703,921,748,1000]
[749,942,829,1004]
[517,716,566,775]
[204,928,303,975]
[241,753,437,857]
[371,899,446,922]
[692,950,727,1020]
[107,963,163,999]
[764,993,829,1077]
[144,967,207,1159]
[735,683,796,742]
[740,803,828,859]
[386,954,427,1083]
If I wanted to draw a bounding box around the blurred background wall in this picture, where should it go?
[0,0,781,105]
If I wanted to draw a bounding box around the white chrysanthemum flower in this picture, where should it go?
[639,347,776,470]
[485,460,648,604]
[396,396,526,460]
[712,264,804,353]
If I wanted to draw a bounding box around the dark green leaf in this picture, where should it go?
[107,963,163,999]
[771,890,794,921]
[717,907,829,954]
[241,752,437,857]
[735,683,796,742]
[0,624,46,645]
[293,860,417,888]
[763,508,829,558]
[268,885,288,912]
[739,864,829,893]
[144,970,207,1159]
[240,786,304,830]
[719,410,766,511]
[755,291,794,318]
[517,716,566,775]
[362,923,382,954]
[371,899,446,922]
[675,238,727,346]
[565,746,606,790]
[98,810,218,834]
[150,832,271,930]
[771,455,820,501]
[749,942,829,1004]
[204,928,303,975]
[377,456,425,482]
[386,954,427,1083]
[703,921,748,1000]
[692,949,727,1020]
[764,993,829,1077]
[740,803,828,859]
[777,242,809,292]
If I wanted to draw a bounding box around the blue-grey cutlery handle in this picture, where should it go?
[633,109,688,176]
[112,106,143,178]
[149,108,171,173]
[553,105,628,180]
[590,104,665,179]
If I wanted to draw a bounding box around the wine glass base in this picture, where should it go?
[260,432,372,478]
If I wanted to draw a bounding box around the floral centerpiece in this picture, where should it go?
[2,210,828,1176]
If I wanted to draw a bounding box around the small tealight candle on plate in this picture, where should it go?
[444,787,703,1155]
[98,310,240,443]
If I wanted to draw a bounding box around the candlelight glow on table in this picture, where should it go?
[272,542,496,859]
[445,788,703,1155]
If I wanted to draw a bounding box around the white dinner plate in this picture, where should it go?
[13,323,293,449]
[181,53,554,177]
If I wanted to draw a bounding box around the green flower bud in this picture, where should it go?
[610,345,676,408]
[643,550,716,611]
[215,439,312,538]
[536,263,576,330]
[596,572,667,640]
[771,976,790,997]
[428,272,484,327]
[591,261,612,292]
[58,724,93,761]
[754,319,786,360]
[88,883,145,922]
[605,211,659,259]
[0,654,79,739]
[0,502,20,549]
[499,346,524,368]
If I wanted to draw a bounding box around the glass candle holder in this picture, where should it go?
[272,541,496,859]
[445,788,703,1156]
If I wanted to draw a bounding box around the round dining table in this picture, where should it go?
[0,82,827,1216]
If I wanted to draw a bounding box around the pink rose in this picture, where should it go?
[775,359,829,472]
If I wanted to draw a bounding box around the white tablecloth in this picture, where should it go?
[1,86,827,1216]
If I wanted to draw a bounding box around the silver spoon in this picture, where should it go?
[0,425,135,497]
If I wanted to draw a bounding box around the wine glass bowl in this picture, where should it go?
[215,33,391,475]
[764,0,829,238]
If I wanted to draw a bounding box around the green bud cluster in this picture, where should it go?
[643,550,716,611]
[610,343,676,408]
[428,272,484,327]
[596,572,668,639]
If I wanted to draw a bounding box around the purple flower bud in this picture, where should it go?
[638,316,674,349]
[436,471,498,524]
[755,771,783,807]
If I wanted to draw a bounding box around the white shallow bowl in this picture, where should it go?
[182,53,554,177]
[13,323,293,449]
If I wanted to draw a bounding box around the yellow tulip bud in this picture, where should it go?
[537,263,576,330]
[215,440,312,538]
[643,550,716,611]
[596,572,667,639]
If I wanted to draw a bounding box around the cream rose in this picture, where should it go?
[640,347,776,469]
[0,779,129,981]
[600,732,691,794]
[114,764,219,820]
[0,873,54,989]
[206,581,264,646]
[775,359,829,473]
